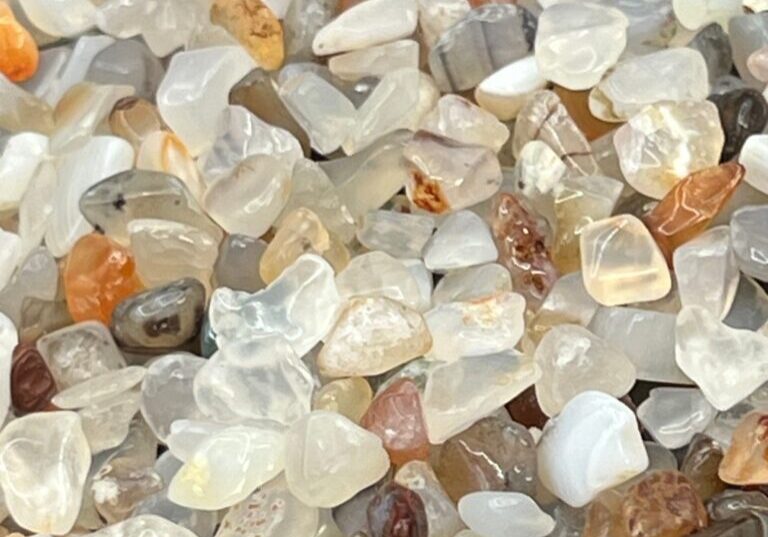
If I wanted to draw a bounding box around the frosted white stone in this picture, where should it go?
[731,205,768,282]
[673,0,742,30]
[475,56,547,121]
[166,420,227,463]
[19,0,96,37]
[0,132,49,211]
[79,389,141,454]
[329,40,419,81]
[423,211,498,272]
[336,251,424,310]
[432,263,512,305]
[89,515,198,537]
[357,210,434,259]
[52,366,146,410]
[458,492,555,537]
[420,95,510,152]
[740,135,768,195]
[637,387,716,449]
[537,391,648,507]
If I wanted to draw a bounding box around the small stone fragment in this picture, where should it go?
[18,0,95,37]
[0,2,38,82]
[357,210,434,260]
[10,342,56,413]
[329,39,418,81]
[335,251,424,311]
[747,45,768,83]
[89,515,198,537]
[210,0,284,71]
[420,95,509,152]
[689,23,733,84]
[673,0,741,31]
[731,205,768,281]
[86,39,165,101]
[729,12,768,88]
[313,377,372,423]
[423,210,497,272]
[475,56,546,121]
[432,264,511,305]
[710,89,768,161]
[637,388,716,450]
[458,492,555,537]
[681,434,727,502]
[136,131,203,202]
[739,135,768,195]
[395,460,464,537]
[719,412,768,485]
[213,234,267,292]
[52,366,145,410]
[367,483,428,537]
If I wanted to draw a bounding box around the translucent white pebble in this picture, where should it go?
[89,513,198,537]
[458,492,555,537]
[636,387,716,449]
[423,210,498,272]
[18,0,96,37]
[52,366,146,409]
[475,56,547,121]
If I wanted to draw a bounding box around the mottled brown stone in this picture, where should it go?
[11,343,57,413]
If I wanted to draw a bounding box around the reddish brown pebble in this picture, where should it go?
[553,84,617,141]
[367,482,428,537]
[10,342,57,413]
[505,385,549,429]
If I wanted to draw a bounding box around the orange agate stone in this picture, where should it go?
[0,2,38,82]
[719,411,768,486]
[64,234,143,325]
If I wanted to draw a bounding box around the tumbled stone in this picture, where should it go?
[431,264,511,305]
[18,297,73,344]
[552,84,616,144]
[284,410,390,507]
[681,435,727,502]
[729,13,768,88]
[52,366,144,410]
[719,412,768,485]
[360,379,429,466]
[10,342,56,413]
[329,39,418,81]
[673,226,739,320]
[367,483,428,537]
[748,45,768,83]
[710,89,768,161]
[458,492,555,537]
[395,461,463,537]
[0,411,90,534]
[689,23,733,84]
[0,72,53,133]
[739,135,768,195]
[676,306,768,411]
[422,351,540,444]
[90,515,199,537]
[0,131,47,212]
[314,377,372,423]
[0,2,38,83]
[416,0,470,48]
[210,0,284,71]
[18,0,95,37]
[335,251,424,311]
[579,215,671,306]
[423,210,497,272]
[428,4,535,92]
[136,131,203,202]
[731,205,768,281]
[614,100,725,200]
[637,388,716,450]
[357,210,434,260]
[475,56,546,121]
[538,391,648,507]
[86,40,164,102]
[505,386,549,430]
[404,132,502,214]
[0,247,57,327]
[213,234,267,292]
[673,0,740,30]
[535,2,628,91]
[318,297,431,377]
[420,95,509,152]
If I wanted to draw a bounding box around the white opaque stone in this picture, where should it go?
[0,313,16,426]
[740,135,768,195]
[422,351,541,444]
[535,2,629,90]
[673,226,739,320]
[425,292,526,362]
[336,251,424,310]
[284,411,390,508]
[52,366,146,410]
[0,230,21,293]
[0,412,91,534]
[19,0,96,37]
[475,56,547,121]
[329,40,419,81]
[0,132,49,211]
[157,46,256,156]
[194,335,314,425]
[458,492,555,537]
[312,0,418,55]
[676,305,768,411]
[356,210,435,260]
[432,263,512,305]
[423,211,498,272]
[580,215,671,306]
[209,255,341,356]
[89,515,198,537]
[537,391,648,508]
[637,387,716,449]
[420,95,510,152]
[534,324,637,417]
[673,0,742,30]
[169,424,285,510]
[731,205,768,281]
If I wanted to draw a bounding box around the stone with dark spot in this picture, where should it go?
[367,482,428,537]
[709,88,768,161]
[11,342,57,413]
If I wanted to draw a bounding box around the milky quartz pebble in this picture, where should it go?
[423,351,541,444]
[637,388,716,450]
[0,313,16,425]
[579,215,671,306]
[420,95,510,153]
[739,135,768,195]
[157,46,255,156]
[0,132,48,211]
[613,101,725,200]
[425,292,526,362]
[534,324,637,417]
[52,366,146,409]
[403,259,433,313]
[209,254,341,356]
[416,0,470,47]
[336,251,424,310]
[458,492,555,537]
[318,297,432,377]
[588,48,710,123]
[329,39,419,81]
[535,2,628,90]
[88,514,198,537]
[79,390,142,454]
[285,410,390,507]
[673,0,742,30]
[731,205,768,281]
[423,211,498,272]
[18,0,95,37]
[357,211,435,260]
[676,305,768,411]
[0,247,58,324]
[673,226,739,320]
[537,391,648,507]
[0,230,21,293]
[165,420,226,463]
[475,56,547,122]
[140,353,207,443]
[0,411,90,534]
[0,72,54,134]
[312,0,418,55]
[432,263,512,305]
[169,423,285,510]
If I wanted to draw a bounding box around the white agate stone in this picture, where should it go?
[193,336,314,425]
[157,46,255,156]
[534,324,636,417]
[357,210,434,260]
[284,411,390,507]
[0,313,16,425]
[209,255,341,356]
[0,230,21,293]
[89,514,198,537]
[535,2,629,90]
[676,305,768,411]
[18,0,95,37]
[53,366,146,410]
[336,251,424,310]
[0,412,91,534]
[537,391,648,508]
[673,0,742,30]
[312,0,418,55]
[329,40,419,81]
[458,492,555,537]
[169,424,285,510]
[425,292,525,362]
[318,296,432,377]
[475,56,547,121]
[420,95,510,152]
[0,132,49,211]
[423,211,498,272]
[432,264,512,305]
[422,351,541,444]
[673,226,739,320]
[45,136,134,257]
[740,135,768,195]
[636,387,716,449]
[589,48,710,123]
[580,215,671,306]
[731,205,768,281]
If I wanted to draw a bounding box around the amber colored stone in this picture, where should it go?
[644,162,743,263]
[10,342,57,413]
[19,298,73,344]
[109,97,166,151]
[433,416,536,503]
[490,193,558,309]
[553,84,616,142]
[337,0,364,12]
[367,482,428,537]
[505,385,549,429]
[681,434,727,502]
[361,379,429,467]
[64,234,144,325]
[0,2,39,82]
[719,411,768,486]
[583,489,625,537]
[211,0,285,71]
